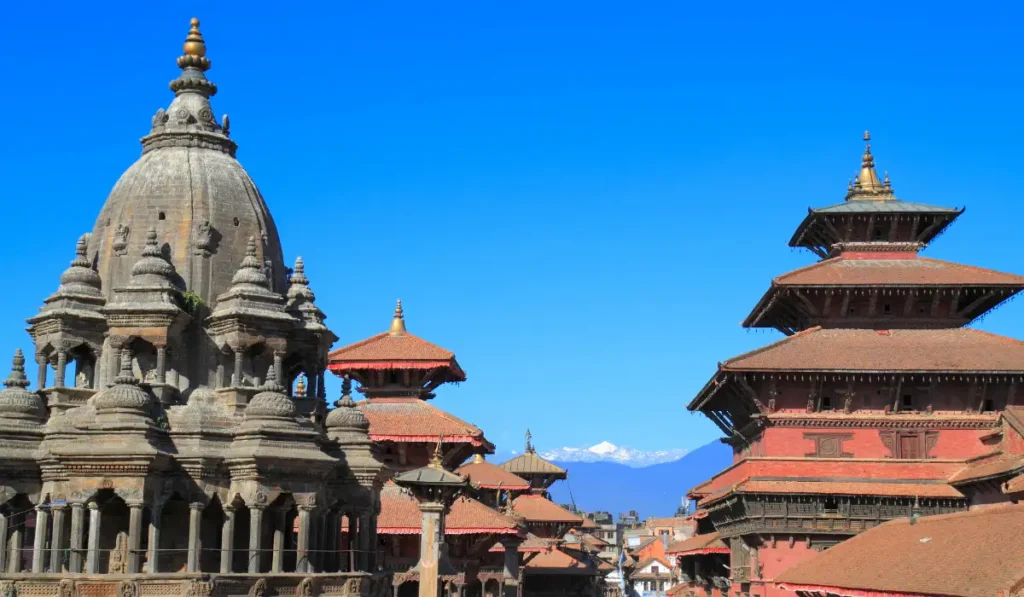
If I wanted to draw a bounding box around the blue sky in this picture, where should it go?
[2,1,1023,454]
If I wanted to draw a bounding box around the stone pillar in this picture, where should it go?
[416,503,444,597]
[347,513,357,572]
[54,350,67,388]
[317,371,327,400]
[49,505,67,573]
[86,503,101,574]
[308,510,321,573]
[155,346,167,384]
[232,348,244,387]
[147,503,162,573]
[296,506,312,574]
[31,505,49,573]
[35,354,47,390]
[127,502,144,573]
[323,511,338,573]
[362,510,377,571]
[499,538,521,597]
[271,510,286,573]
[220,505,236,573]
[248,505,264,574]
[0,507,8,573]
[69,503,85,573]
[273,353,284,385]
[93,349,103,389]
[7,524,21,573]
[187,502,203,572]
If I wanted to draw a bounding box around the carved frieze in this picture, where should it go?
[803,433,854,458]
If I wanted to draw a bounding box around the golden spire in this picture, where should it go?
[294,374,306,398]
[429,435,445,469]
[846,130,893,200]
[389,299,407,336]
[472,453,485,464]
[183,18,206,57]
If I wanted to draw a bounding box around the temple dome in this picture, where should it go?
[0,350,45,422]
[326,376,369,431]
[246,367,296,419]
[89,19,286,306]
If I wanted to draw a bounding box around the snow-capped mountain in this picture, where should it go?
[539,441,688,468]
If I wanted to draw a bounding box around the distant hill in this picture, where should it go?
[546,441,732,518]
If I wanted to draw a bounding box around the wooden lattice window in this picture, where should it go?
[804,433,854,458]
[879,430,939,459]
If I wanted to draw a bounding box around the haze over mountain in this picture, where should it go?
[545,441,732,518]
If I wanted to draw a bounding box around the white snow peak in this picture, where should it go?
[539,442,688,468]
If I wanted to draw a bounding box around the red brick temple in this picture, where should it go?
[680,133,1024,597]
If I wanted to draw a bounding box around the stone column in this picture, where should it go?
[0,507,8,573]
[35,354,47,390]
[296,506,312,574]
[347,513,357,572]
[86,503,101,574]
[155,346,167,384]
[93,349,103,389]
[499,538,522,597]
[220,505,236,573]
[308,510,321,573]
[361,510,376,572]
[232,348,244,387]
[69,503,85,573]
[416,503,444,597]
[273,353,284,385]
[54,350,68,388]
[271,510,286,573]
[317,371,326,400]
[248,505,264,573]
[8,517,22,573]
[323,511,338,573]
[187,502,203,572]
[49,505,67,573]
[31,505,49,573]
[147,503,162,573]
[127,502,144,573]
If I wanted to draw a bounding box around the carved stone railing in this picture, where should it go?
[0,572,392,597]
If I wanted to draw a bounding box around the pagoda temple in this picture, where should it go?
[680,133,1024,597]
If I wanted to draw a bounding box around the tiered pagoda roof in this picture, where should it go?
[774,504,1024,597]
[327,301,465,399]
[457,453,531,491]
[665,532,729,558]
[499,430,568,491]
[376,482,521,536]
[358,398,493,450]
[510,494,583,524]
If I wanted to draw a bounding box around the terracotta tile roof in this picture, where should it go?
[523,547,597,575]
[644,516,691,529]
[719,327,1024,373]
[500,451,567,476]
[377,484,520,535]
[699,478,963,507]
[358,398,492,449]
[772,255,1024,287]
[456,457,531,491]
[327,331,466,379]
[774,504,1024,597]
[580,533,609,549]
[488,533,553,553]
[579,517,601,530]
[511,494,584,524]
[949,452,1024,485]
[665,532,729,557]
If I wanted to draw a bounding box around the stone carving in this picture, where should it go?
[248,579,267,597]
[255,492,268,505]
[151,108,168,132]
[101,478,114,489]
[113,224,130,255]
[75,370,89,388]
[342,579,362,597]
[222,114,231,137]
[183,581,212,597]
[118,582,138,597]
[296,578,314,597]
[109,532,129,573]
[59,580,76,597]
[194,220,214,256]
[806,398,815,413]
[0,581,15,597]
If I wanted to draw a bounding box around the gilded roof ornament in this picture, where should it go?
[389,299,407,336]
[845,130,895,201]
[429,434,445,469]
[525,428,535,454]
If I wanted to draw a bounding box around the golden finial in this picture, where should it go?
[389,299,407,336]
[183,18,206,57]
[429,434,445,469]
[863,130,871,142]
[883,171,892,189]
[846,129,886,198]
[472,453,485,464]
[294,374,306,398]
[525,429,534,454]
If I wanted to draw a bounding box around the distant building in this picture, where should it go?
[628,557,675,597]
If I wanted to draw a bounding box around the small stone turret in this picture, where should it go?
[93,351,154,415]
[245,366,296,421]
[0,350,45,423]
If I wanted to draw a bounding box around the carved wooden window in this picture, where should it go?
[879,431,939,459]
[804,433,853,458]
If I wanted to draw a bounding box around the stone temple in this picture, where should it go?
[0,18,392,597]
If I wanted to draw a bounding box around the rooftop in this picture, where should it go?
[457,454,531,491]
[358,398,493,450]
[377,484,519,535]
[665,532,728,557]
[511,494,584,524]
[775,504,1024,597]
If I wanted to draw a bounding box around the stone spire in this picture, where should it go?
[847,131,895,200]
[93,351,153,414]
[286,256,329,331]
[245,366,296,420]
[145,17,233,155]
[59,234,102,297]
[326,374,368,431]
[232,237,271,290]
[130,227,178,287]
[0,350,45,422]
[208,237,292,330]
[389,299,407,336]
